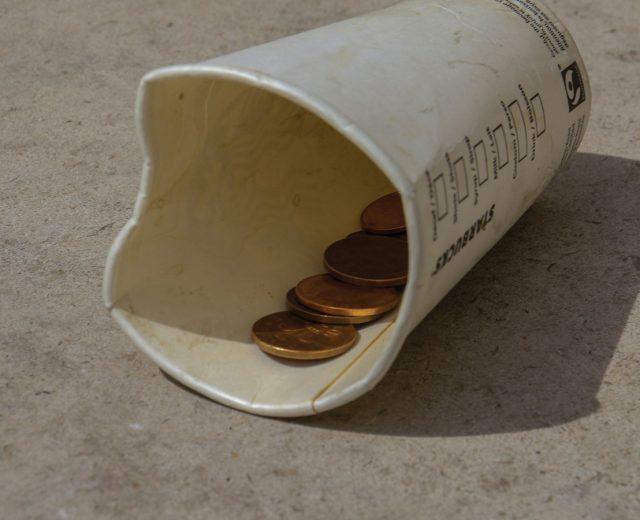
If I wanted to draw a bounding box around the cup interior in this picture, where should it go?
[109,74,404,415]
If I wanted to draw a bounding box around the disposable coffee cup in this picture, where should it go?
[104,0,591,417]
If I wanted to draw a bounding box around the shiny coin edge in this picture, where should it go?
[295,275,402,317]
[286,288,385,325]
[324,260,408,287]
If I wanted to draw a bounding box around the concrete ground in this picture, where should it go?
[2,0,639,518]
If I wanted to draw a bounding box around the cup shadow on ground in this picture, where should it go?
[295,152,640,436]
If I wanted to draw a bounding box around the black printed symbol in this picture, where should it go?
[561,62,586,112]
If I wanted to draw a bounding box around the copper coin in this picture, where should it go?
[324,234,408,287]
[295,274,401,317]
[252,312,358,360]
[347,230,407,241]
[346,230,369,239]
[286,289,384,325]
[361,192,405,235]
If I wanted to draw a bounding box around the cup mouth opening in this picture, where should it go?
[105,70,413,416]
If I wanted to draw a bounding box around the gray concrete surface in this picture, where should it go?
[1,0,639,518]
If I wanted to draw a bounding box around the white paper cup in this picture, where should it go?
[104,0,590,416]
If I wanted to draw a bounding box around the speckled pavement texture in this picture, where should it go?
[2,1,639,518]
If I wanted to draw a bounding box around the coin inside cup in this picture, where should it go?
[324,234,408,287]
[346,230,407,241]
[360,192,405,235]
[295,274,402,317]
[286,288,385,325]
[252,311,358,360]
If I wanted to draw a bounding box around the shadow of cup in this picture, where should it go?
[296,152,640,435]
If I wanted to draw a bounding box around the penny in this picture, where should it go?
[286,288,384,325]
[360,192,405,235]
[295,274,401,317]
[347,230,407,241]
[324,234,408,287]
[252,312,358,360]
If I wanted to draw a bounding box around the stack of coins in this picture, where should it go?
[251,192,408,361]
